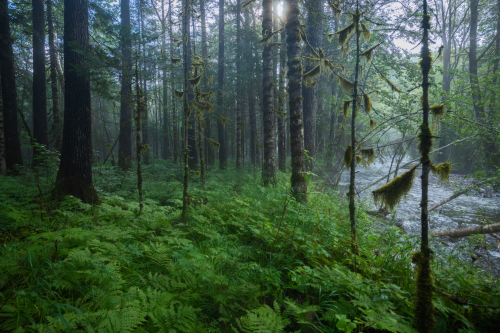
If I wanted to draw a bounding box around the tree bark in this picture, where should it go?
[200,0,213,167]
[262,0,277,185]
[32,0,49,163]
[217,0,227,169]
[278,24,287,172]
[302,0,323,170]
[0,85,6,175]
[161,1,169,160]
[168,0,178,164]
[236,0,243,169]
[286,0,307,201]
[48,0,62,152]
[118,0,132,169]
[0,0,23,171]
[54,0,98,204]
[139,0,149,164]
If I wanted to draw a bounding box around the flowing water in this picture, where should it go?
[338,158,500,273]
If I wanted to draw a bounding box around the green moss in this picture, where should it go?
[418,124,433,163]
[372,164,418,210]
[344,145,353,169]
[412,247,436,333]
[430,162,452,182]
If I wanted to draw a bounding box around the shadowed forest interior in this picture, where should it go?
[1,0,500,332]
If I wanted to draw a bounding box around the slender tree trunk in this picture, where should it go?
[262,0,277,184]
[182,0,191,219]
[200,0,212,167]
[236,0,243,169]
[414,1,435,331]
[217,0,227,169]
[118,0,132,169]
[55,0,98,203]
[184,0,197,170]
[32,0,49,163]
[349,6,361,250]
[286,0,307,201]
[140,0,150,164]
[244,7,256,168]
[278,22,286,172]
[48,0,61,151]
[136,77,144,212]
[303,0,324,171]
[0,0,23,171]
[162,1,169,160]
[168,0,178,164]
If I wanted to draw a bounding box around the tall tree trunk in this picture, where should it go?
[349,6,361,250]
[286,0,307,200]
[118,0,132,169]
[0,0,23,171]
[262,0,277,184]
[48,0,61,152]
[184,0,197,170]
[414,1,435,331]
[55,0,98,203]
[168,0,178,163]
[162,1,169,160]
[139,0,150,164]
[32,0,48,163]
[302,0,323,171]
[244,7,256,168]
[278,21,286,172]
[0,86,6,175]
[217,0,227,169]
[236,0,243,169]
[200,0,212,167]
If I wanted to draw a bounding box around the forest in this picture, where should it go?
[1,0,500,331]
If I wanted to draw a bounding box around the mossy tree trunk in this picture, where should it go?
[262,0,277,185]
[414,1,436,332]
[118,0,132,170]
[32,0,48,164]
[48,0,62,152]
[217,0,227,170]
[161,1,169,160]
[286,0,307,201]
[0,86,6,176]
[55,0,99,204]
[182,0,191,220]
[303,0,324,171]
[185,0,197,171]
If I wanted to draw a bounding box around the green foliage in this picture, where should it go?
[0,163,499,332]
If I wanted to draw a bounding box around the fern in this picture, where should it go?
[152,303,199,333]
[234,301,289,333]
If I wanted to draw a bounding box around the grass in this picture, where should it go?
[0,160,499,332]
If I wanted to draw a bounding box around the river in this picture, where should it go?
[338,158,500,273]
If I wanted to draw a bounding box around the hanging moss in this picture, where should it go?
[360,148,376,165]
[338,76,354,93]
[171,56,181,65]
[435,45,445,62]
[361,23,371,41]
[192,101,213,114]
[379,72,402,93]
[344,145,353,169]
[260,28,284,46]
[188,74,203,87]
[429,104,446,128]
[332,22,355,47]
[174,89,184,99]
[356,155,362,165]
[363,94,372,113]
[372,164,418,210]
[430,162,452,182]
[418,124,433,163]
[370,118,377,129]
[218,115,229,129]
[242,0,256,9]
[303,65,321,87]
[206,138,220,151]
[360,42,382,63]
[328,1,341,18]
[343,100,351,120]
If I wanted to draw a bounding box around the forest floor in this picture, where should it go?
[0,161,499,332]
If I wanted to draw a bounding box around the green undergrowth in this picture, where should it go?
[0,161,499,332]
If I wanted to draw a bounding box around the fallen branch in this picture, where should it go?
[428,180,489,212]
[434,288,500,309]
[430,223,500,238]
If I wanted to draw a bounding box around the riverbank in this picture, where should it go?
[1,162,499,332]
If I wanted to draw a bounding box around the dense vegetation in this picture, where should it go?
[1,164,499,332]
[1,0,500,332]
